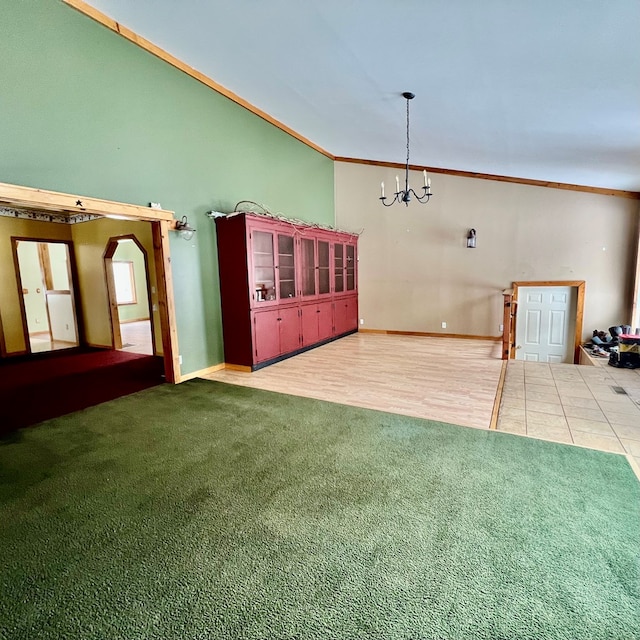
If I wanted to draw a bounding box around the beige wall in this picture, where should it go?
[0,217,72,353]
[71,218,162,353]
[335,162,640,340]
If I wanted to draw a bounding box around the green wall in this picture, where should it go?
[0,0,335,374]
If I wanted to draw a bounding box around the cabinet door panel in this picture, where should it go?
[254,310,280,362]
[300,237,316,297]
[318,240,330,295]
[334,243,344,293]
[301,304,319,347]
[334,297,358,335]
[279,306,301,355]
[277,233,296,300]
[317,301,333,342]
[346,244,356,291]
[251,230,276,303]
[345,297,358,331]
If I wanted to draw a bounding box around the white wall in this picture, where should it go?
[335,161,640,340]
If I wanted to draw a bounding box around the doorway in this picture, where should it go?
[13,239,80,354]
[512,281,585,363]
[104,235,155,356]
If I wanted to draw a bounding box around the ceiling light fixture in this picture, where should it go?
[175,215,196,241]
[380,92,433,207]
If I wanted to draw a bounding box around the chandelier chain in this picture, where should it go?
[406,97,411,169]
[379,91,433,207]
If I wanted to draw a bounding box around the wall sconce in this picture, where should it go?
[175,215,196,241]
[466,228,477,248]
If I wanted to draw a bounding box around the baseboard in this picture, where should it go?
[359,328,501,341]
[178,362,226,382]
[86,342,112,350]
[1,349,29,358]
[578,345,598,366]
[119,317,151,324]
[224,364,253,372]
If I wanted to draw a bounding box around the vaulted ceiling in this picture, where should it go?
[83,0,640,192]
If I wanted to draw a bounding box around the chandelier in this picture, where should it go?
[380,92,432,207]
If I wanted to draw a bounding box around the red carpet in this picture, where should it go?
[0,349,164,433]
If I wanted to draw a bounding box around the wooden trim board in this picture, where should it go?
[178,362,226,382]
[0,181,175,222]
[489,361,508,430]
[336,158,640,200]
[359,328,500,341]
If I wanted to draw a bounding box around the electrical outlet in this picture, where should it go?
[359,318,364,325]
[178,355,183,365]
[441,321,447,329]
[499,324,504,332]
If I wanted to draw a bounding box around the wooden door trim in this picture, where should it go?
[10,239,33,355]
[512,281,585,364]
[10,237,85,355]
[103,234,157,355]
[0,181,178,383]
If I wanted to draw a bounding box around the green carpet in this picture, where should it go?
[1,379,639,640]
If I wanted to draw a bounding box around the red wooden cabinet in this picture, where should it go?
[216,212,358,369]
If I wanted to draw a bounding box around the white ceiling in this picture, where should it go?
[85,0,640,192]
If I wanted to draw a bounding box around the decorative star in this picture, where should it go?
[76,200,83,207]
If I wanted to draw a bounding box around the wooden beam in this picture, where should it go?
[336,157,640,200]
[62,0,334,161]
[0,181,175,222]
[152,220,180,383]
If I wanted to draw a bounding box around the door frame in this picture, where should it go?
[103,234,156,354]
[11,237,83,355]
[0,180,179,382]
[512,280,585,364]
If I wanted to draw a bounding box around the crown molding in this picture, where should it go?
[335,157,640,200]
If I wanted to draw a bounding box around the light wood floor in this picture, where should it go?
[203,333,504,429]
[119,320,153,355]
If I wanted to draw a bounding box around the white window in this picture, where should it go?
[112,260,137,305]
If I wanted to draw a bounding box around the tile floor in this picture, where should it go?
[497,357,640,472]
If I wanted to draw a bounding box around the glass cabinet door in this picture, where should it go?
[318,240,330,295]
[278,233,296,300]
[252,230,276,302]
[334,243,344,293]
[346,244,356,291]
[301,237,316,296]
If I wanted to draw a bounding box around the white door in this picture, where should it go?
[515,286,576,363]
